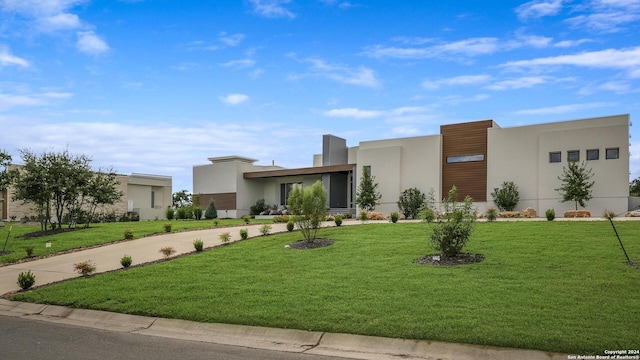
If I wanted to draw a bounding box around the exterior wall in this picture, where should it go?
[488,114,629,216]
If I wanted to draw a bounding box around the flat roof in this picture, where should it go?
[243,164,356,179]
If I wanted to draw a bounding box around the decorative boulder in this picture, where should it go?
[521,207,537,218]
[564,210,591,218]
[499,211,521,218]
[625,210,640,217]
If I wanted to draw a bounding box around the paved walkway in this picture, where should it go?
[0,219,600,359]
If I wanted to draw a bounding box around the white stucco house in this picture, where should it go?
[193,114,631,218]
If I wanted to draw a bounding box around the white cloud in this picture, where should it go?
[516,0,564,20]
[564,0,640,32]
[553,39,592,48]
[422,74,492,90]
[219,93,249,105]
[323,106,431,120]
[291,57,381,88]
[220,59,256,68]
[76,31,109,55]
[0,46,30,67]
[485,76,548,90]
[500,46,640,78]
[218,32,245,47]
[363,37,500,60]
[0,91,72,111]
[41,12,80,31]
[247,0,296,18]
[512,102,611,115]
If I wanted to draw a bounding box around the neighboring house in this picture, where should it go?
[192,114,630,218]
[1,172,172,222]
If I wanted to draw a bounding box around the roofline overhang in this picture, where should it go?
[243,164,356,179]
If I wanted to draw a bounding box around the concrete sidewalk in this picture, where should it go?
[0,299,568,360]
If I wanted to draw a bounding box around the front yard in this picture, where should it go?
[11,221,640,354]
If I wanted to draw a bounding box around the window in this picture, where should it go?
[549,152,561,163]
[606,147,619,160]
[280,182,302,205]
[567,150,580,162]
[363,165,371,176]
[586,149,599,161]
[446,154,485,163]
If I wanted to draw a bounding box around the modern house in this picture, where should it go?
[193,114,630,218]
[1,172,172,222]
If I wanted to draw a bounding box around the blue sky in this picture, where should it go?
[1,0,639,193]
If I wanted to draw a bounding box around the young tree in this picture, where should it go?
[430,186,476,257]
[12,150,54,231]
[355,166,381,212]
[81,169,123,227]
[0,150,16,191]
[630,177,640,197]
[204,200,218,219]
[397,187,425,219]
[172,190,192,208]
[556,160,594,210]
[287,181,327,242]
[491,181,520,211]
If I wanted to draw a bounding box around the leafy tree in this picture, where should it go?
[192,194,203,220]
[630,177,640,196]
[80,169,122,227]
[46,150,93,229]
[556,160,594,210]
[204,200,218,219]
[172,190,192,208]
[0,150,15,191]
[491,181,520,211]
[250,198,266,215]
[355,166,381,212]
[430,186,476,257]
[287,180,327,242]
[397,187,425,219]
[12,150,54,231]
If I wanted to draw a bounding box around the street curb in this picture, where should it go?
[0,299,570,360]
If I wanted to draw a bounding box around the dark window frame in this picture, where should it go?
[446,154,485,164]
[586,149,599,161]
[567,150,580,162]
[606,147,619,160]
[549,151,561,163]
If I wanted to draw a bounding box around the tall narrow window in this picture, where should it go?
[606,147,619,159]
[280,182,302,205]
[151,191,155,208]
[549,152,561,163]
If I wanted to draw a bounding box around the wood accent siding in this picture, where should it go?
[198,193,237,210]
[441,120,494,202]
[243,164,355,179]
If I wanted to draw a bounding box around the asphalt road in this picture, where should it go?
[0,315,347,360]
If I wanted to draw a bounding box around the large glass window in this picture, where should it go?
[606,147,619,159]
[549,152,561,163]
[567,150,580,162]
[446,154,484,163]
[280,182,302,205]
[586,149,599,161]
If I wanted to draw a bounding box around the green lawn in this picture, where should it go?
[11,221,640,354]
[0,219,269,264]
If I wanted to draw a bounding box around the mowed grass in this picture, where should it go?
[12,221,640,354]
[0,219,269,264]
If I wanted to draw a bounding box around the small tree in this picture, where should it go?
[355,166,381,212]
[172,190,192,208]
[288,180,327,242]
[430,186,476,257]
[630,177,640,196]
[0,150,15,192]
[491,181,519,211]
[397,187,425,219]
[204,200,218,219]
[556,160,594,210]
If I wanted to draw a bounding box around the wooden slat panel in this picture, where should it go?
[197,193,236,210]
[440,120,494,202]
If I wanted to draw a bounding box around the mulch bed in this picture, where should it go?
[414,253,484,266]
[286,238,335,250]
[17,227,89,239]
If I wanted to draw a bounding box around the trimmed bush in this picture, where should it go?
[397,188,425,219]
[120,255,132,268]
[545,208,555,221]
[390,212,399,223]
[164,223,172,233]
[334,214,343,226]
[166,207,175,221]
[286,221,295,232]
[193,239,204,251]
[242,215,251,224]
[74,260,96,276]
[239,228,249,240]
[17,270,36,290]
[219,232,231,243]
[486,207,498,222]
[260,224,272,236]
[123,228,134,240]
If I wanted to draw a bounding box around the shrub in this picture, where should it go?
[486,207,498,222]
[273,215,291,223]
[242,215,251,224]
[421,208,436,223]
[213,220,219,226]
[24,246,35,257]
[430,186,476,257]
[120,255,132,268]
[193,239,204,251]
[334,214,343,226]
[260,224,272,236]
[204,200,218,219]
[166,207,175,220]
[17,270,36,290]
[390,212,399,223]
[286,220,295,232]
[239,228,249,240]
[176,207,187,220]
[250,199,267,216]
[159,246,176,258]
[74,260,96,276]
[219,232,231,243]
[287,180,327,242]
[163,223,172,233]
[193,207,204,221]
[397,188,425,219]
[491,181,520,211]
[358,210,368,222]
[603,209,616,219]
[123,228,134,240]
[545,208,555,221]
